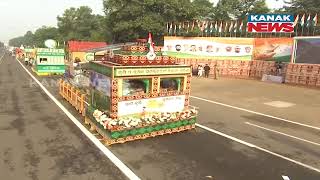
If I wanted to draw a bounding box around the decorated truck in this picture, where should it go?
[33,48,66,76]
[84,34,198,145]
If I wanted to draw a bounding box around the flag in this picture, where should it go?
[197,20,201,29]
[233,22,238,33]
[174,24,177,35]
[191,21,195,31]
[300,14,306,27]
[307,14,311,27]
[147,32,155,53]
[169,23,173,35]
[200,21,206,32]
[210,22,214,33]
[229,21,234,32]
[204,21,209,33]
[215,21,218,31]
[293,14,299,27]
[313,14,318,26]
[178,23,182,35]
[224,22,229,33]
[239,21,243,32]
[187,22,190,33]
[218,22,223,33]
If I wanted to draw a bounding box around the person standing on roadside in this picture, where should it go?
[204,64,211,78]
[198,65,204,77]
[213,63,219,80]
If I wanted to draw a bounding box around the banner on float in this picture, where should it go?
[253,38,293,62]
[163,36,254,60]
[118,95,185,116]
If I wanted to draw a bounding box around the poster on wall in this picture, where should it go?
[118,95,185,117]
[253,38,293,62]
[90,71,111,96]
[163,36,254,60]
[293,37,320,64]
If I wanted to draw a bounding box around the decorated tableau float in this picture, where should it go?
[79,33,198,145]
[31,48,66,76]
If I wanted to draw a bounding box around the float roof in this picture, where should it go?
[68,41,107,52]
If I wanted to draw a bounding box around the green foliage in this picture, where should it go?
[192,0,215,19]
[9,27,60,48]
[57,6,107,41]
[215,0,269,20]
[103,0,196,43]
[284,0,320,14]
[9,6,108,47]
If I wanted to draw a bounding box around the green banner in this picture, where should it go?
[36,65,65,73]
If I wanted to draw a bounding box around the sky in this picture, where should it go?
[0,0,285,44]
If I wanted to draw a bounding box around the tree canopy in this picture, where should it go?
[57,6,107,41]
[11,0,320,46]
[9,6,107,47]
[284,0,320,14]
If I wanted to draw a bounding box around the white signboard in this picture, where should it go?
[118,95,186,116]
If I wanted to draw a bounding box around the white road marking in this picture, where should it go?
[191,96,320,131]
[264,101,295,108]
[282,175,290,180]
[196,123,320,173]
[245,122,320,146]
[16,59,141,180]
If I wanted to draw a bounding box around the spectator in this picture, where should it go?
[204,64,211,78]
[213,63,219,79]
[198,65,204,77]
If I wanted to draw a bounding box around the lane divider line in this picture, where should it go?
[245,122,320,146]
[16,58,141,180]
[196,123,320,173]
[191,96,320,131]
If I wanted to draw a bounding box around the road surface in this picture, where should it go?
[1,53,320,180]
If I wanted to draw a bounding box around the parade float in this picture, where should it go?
[24,48,35,59]
[83,33,198,145]
[31,48,66,75]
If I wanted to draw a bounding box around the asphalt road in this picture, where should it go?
[1,54,320,180]
[0,53,126,180]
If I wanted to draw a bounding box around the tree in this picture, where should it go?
[215,0,269,20]
[8,31,35,48]
[284,0,320,14]
[33,26,60,47]
[57,6,106,42]
[9,36,25,47]
[192,0,215,19]
[104,0,195,43]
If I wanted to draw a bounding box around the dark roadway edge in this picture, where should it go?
[13,57,140,180]
[13,57,320,180]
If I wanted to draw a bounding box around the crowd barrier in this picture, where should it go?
[58,79,87,116]
[177,58,320,88]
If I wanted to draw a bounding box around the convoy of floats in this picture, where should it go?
[15,34,199,145]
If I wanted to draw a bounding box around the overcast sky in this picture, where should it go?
[0,0,285,44]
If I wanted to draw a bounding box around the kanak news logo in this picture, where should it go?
[247,14,294,33]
